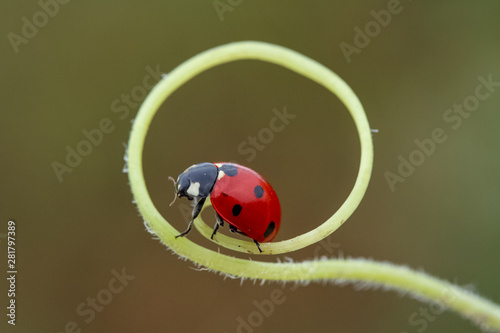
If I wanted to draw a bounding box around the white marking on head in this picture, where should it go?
[215,163,223,167]
[217,170,226,180]
[187,181,200,197]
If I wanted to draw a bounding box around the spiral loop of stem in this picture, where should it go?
[127,41,500,331]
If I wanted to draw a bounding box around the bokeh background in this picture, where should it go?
[2,1,500,332]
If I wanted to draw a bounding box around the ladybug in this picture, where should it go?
[168,162,281,252]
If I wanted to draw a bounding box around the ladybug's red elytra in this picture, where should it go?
[169,162,281,252]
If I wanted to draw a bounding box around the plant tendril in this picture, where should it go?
[127,41,500,331]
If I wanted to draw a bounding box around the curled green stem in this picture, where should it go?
[127,41,500,331]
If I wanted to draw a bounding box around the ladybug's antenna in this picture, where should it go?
[168,176,178,206]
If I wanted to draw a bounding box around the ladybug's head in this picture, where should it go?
[169,163,218,205]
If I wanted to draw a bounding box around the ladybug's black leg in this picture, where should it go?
[229,224,245,235]
[253,240,263,253]
[227,226,263,253]
[211,213,225,240]
[176,197,206,238]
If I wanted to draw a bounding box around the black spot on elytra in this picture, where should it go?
[220,164,238,177]
[232,204,242,216]
[254,185,264,198]
[264,221,275,238]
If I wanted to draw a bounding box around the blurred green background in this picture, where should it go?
[1,1,500,332]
